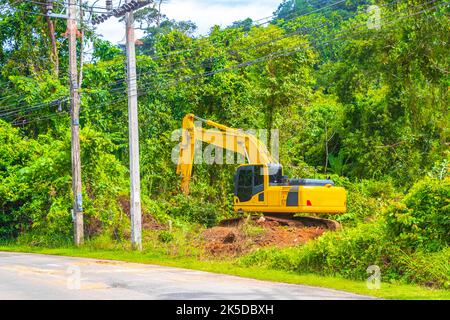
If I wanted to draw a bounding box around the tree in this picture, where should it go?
[133,5,197,56]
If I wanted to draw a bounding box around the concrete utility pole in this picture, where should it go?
[125,0,142,251]
[89,0,150,250]
[68,0,84,246]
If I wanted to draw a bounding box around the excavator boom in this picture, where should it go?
[177,114,275,194]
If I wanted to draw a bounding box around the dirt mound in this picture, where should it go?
[255,226,324,247]
[204,227,240,243]
[202,216,327,257]
[118,195,164,230]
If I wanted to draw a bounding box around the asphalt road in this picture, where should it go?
[0,252,374,300]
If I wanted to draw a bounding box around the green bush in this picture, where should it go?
[167,194,219,227]
[158,230,174,243]
[239,218,450,288]
[0,121,130,243]
[386,176,450,252]
[391,248,450,289]
[239,221,390,279]
[322,177,396,225]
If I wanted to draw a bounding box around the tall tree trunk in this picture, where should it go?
[157,0,163,27]
[45,16,59,75]
[267,60,275,150]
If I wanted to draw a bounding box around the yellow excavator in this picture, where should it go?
[176,114,346,227]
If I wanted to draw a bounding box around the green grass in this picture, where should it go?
[1,244,449,300]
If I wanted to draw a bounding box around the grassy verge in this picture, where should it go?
[1,244,449,300]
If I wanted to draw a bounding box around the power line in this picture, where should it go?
[20,0,112,11]
[81,0,435,96]
[0,0,368,104]
[140,0,347,63]
[116,0,415,86]
[254,0,347,28]
[138,2,448,93]
[2,0,108,19]
[73,0,368,95]
[11,111,68,126]
[21,0,445,128]
[2,0,446,120]
[85,1,447,114]
[0,97,69,118]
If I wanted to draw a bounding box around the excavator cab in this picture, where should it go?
[234,164,284,204]
[234,164,266,204]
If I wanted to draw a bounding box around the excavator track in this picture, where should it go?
[219,214,341,231]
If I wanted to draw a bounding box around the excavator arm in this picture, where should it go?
[176,114,276,194]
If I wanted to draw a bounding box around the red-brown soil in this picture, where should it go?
[202,216,326,257]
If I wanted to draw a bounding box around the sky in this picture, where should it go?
[90,0,282,44]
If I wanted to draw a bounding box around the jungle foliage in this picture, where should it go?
[0,0,448,288]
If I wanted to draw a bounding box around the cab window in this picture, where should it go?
[235,165,265,203]
[236,168,253,202]
[269,166,283,185]
[238,169,252,187]
[254,165,264,187]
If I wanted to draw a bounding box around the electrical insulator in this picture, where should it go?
[46,0,54,13]
[94,0,153,23]
[106,0,113,11]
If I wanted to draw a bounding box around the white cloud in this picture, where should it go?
[164,0,280,34]
[88,0,281,44]
[94,17,129,45]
